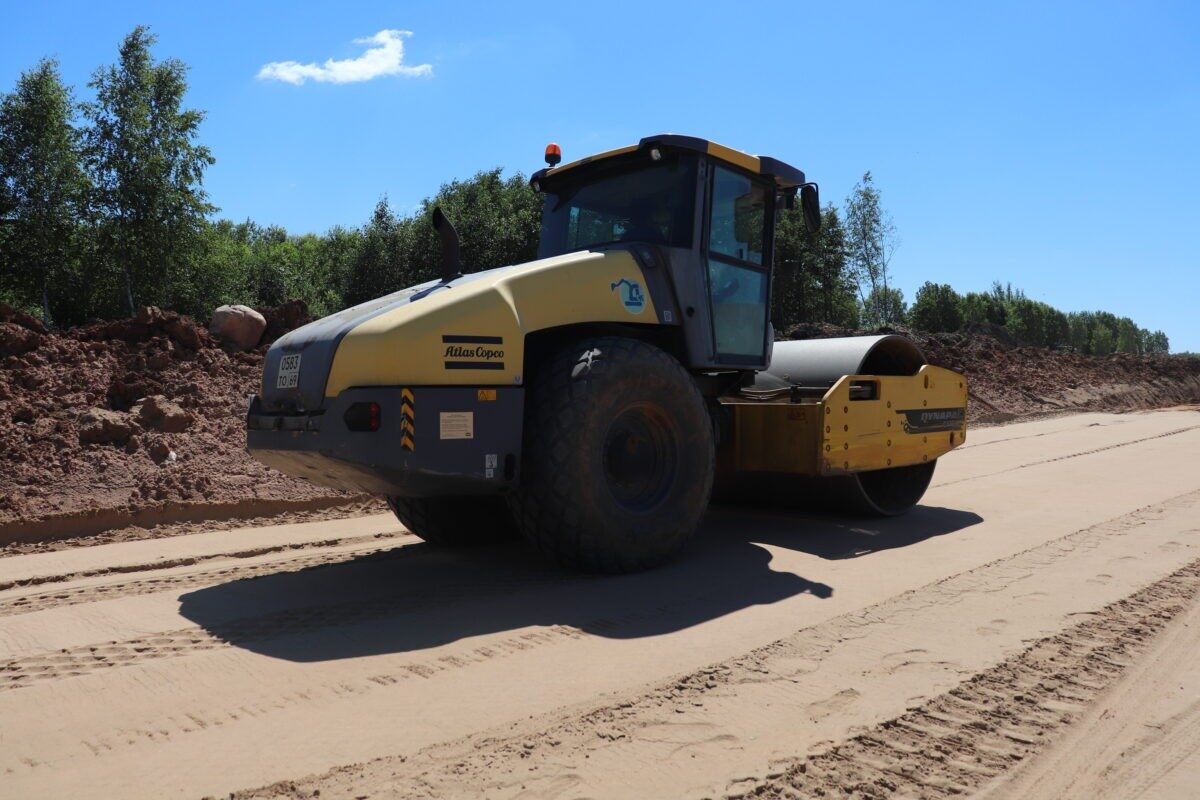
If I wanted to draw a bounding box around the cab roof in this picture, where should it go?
[531,134,807,190]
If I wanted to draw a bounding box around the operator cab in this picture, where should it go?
[530,135,818,370]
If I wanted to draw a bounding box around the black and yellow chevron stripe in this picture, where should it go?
[400,388,415,451]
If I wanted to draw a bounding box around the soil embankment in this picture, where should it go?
[0,302,364,541]
[2,307,1197,541]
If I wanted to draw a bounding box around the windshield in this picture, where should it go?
[537,157,697,258]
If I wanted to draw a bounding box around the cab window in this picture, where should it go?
[708,167,766,264]
[706,166,770,361]
[537,158,697,258]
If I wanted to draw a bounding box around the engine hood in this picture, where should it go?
[260,282,427,413]
[258,248,661,412]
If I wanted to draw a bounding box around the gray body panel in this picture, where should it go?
[659,245,722,367]
[261,284,432,413]
[248,386,524,497]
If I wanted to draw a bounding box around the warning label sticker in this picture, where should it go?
[439,412,474,440]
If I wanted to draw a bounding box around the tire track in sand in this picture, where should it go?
[1079,700,1200,800]
[3,490,1197,701]
[936,424,1200,488]
[7,425,1191,622]
[227,489,1200,800]
[0,559,594,692]
[733,558,1200,799]
[0,531,411,618]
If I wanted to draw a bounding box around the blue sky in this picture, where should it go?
[3,1,1198,350]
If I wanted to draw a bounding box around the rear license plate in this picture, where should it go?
[276,353,301,389]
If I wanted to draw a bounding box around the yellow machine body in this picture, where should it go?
[248,134,968,532]
[722,365,967,476]
[324,249,657,395]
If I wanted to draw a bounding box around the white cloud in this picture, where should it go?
[257,30,432,85]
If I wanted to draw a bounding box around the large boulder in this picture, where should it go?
[78,408,135,445]
[135,395,192,433]
[209,304,266,351]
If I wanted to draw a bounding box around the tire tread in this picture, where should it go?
[509,336,714,572]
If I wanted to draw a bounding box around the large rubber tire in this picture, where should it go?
[386,495,516,546]
[509,336,715,573]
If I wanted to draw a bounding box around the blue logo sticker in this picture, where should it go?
[610,278,646,315]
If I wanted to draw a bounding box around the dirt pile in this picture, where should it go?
[0,299,358,537]
[2,307,1196,537]
[782,322,1200,423]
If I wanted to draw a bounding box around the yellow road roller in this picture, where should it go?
[246,135,968,572]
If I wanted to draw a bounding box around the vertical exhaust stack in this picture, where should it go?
[432,207,462,283]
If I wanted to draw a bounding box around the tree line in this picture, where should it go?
[907,281,1169,355]
[768,174,1168,354]
[0,27,1171,355]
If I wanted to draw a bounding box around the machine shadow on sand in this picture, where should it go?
[177,505,981,663]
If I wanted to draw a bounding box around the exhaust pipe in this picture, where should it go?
[431,207,462,282]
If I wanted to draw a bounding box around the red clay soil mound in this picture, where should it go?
[0,300,361,540]
[2,305,1197,540]
[781,322,1200,422]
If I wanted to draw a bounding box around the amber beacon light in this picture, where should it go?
[544,142,561,167]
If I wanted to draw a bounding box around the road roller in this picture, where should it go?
[246,135,968,572]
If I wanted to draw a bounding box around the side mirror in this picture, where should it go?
[801,183,821,234]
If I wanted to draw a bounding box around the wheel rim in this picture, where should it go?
[602,403,677,512]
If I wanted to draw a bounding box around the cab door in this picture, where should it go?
[703,164,773,367]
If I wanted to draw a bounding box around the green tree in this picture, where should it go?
[1006,298,1046,346]
[0,59,87,325]
[959,291,1007,326]
[84,26,214,315]
[1092,311,1119,344]
[1067,311,1094,353]
[342,169,540,307]
[1143,330,1170,354]
[861,286,906,330]
[908,282,963,332]
[1092,325,1116,356]
[844,172,899,323]
[772,204,857,330]
[1115,317,1142,354]
[1044,306,1070,349]
[771,204,817,330]
[189,219,254,311]
[343,198,403,306]
[990,281,1023,307]
[304,226,359,317]
[409,168,541,277]
[245,224,295,307]
[197,218,362,318]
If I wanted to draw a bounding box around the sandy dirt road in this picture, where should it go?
[2,408,1199,799]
